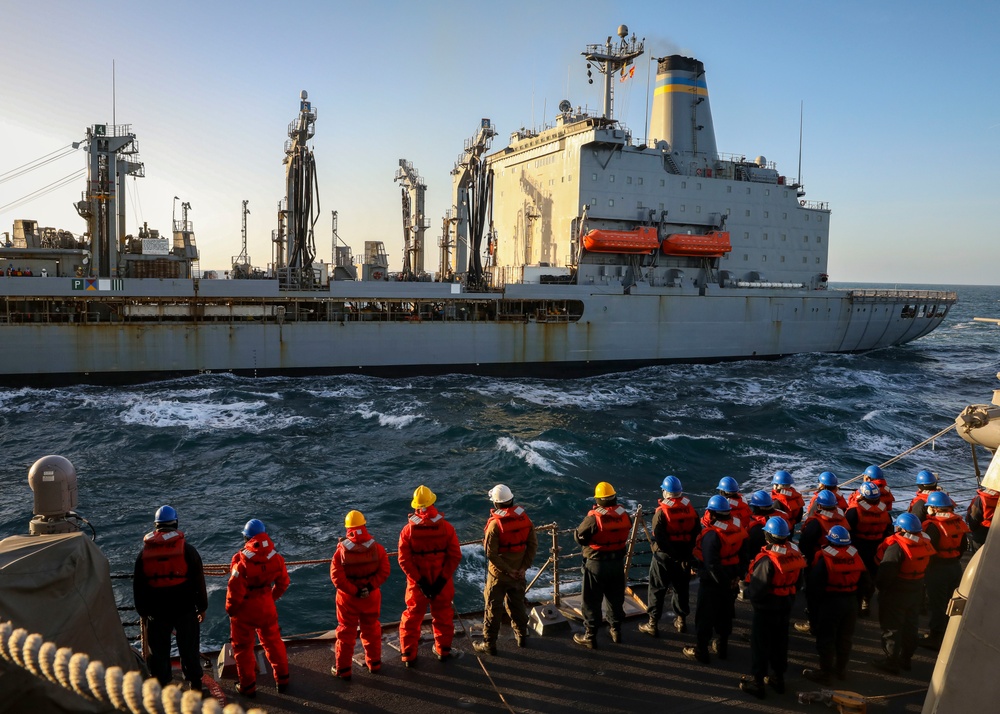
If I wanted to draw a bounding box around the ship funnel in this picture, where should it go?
[649,55,719,169]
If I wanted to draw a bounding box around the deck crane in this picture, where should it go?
[450,119,496,289]
[395,159,426,280]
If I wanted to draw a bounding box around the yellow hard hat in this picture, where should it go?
[594,482,616,499]
[345,510,366,528]
[411,484,437,509]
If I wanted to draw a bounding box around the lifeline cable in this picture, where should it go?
[455,608,517,714]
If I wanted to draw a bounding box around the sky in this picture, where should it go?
[1,0,998,285]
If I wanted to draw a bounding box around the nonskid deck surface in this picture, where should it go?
[205,592,932,713]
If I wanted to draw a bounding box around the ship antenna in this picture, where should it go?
[112,60,116,130]
[797,101,803,186]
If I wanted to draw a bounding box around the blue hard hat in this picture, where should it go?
[895,512,923,533]
[717,476,740,493]
[763,516,790,538]
[242,518,266,538]
[707,495,731,513]
[661,475,683,494]
[827,525,851,546]
[154,505,177,524]
[819,471,838,487]
[859,482,881,501]
[750,490,773,509]
[926,491,953,509]
[816,490,838,508]
[773,470,793,486]
[916,470,937,485]
[864,465,883,480]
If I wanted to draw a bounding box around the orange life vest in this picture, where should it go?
[141,530,188,588]
[485,506,533,553]
[876,532,936,580]
[339,530,384,585]
[405,510,453,561]
[694,517,747,567]
[656,497,698,541]
[771,486,804,524]
[872,478,895,509]
[849,499,892,542]
[972,489,998,528]
[923,512,970,560]
[233,533,285,597]
[909,490,932,511]
[726,495,753,525]
[749,542,805,596]
[817,544,866,593]
[587,504,631,552]
[804,508,850,540]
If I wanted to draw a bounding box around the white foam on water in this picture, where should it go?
[355,407,423,429]
[455,543,487,588]
[118,398,302,432]
[307,386,371,399]
[495,437,561,474]
[861,410,880,421]
[648,433,726,443]
[471,380,648,411]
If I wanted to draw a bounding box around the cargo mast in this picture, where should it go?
[395,159,427,280]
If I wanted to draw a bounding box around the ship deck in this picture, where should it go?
[205,587,933,714]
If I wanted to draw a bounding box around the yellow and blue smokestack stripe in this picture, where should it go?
[654,76,709,97]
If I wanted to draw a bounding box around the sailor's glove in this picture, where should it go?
[357,586,371,599]
[417,578,433,598]
[427,576,447,598]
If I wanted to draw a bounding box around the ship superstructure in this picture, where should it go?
[0,26,955,385]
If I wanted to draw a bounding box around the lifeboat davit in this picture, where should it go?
[661,231,732,258]
[582,226,659,254]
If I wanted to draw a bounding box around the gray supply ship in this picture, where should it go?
[0,26,955,385]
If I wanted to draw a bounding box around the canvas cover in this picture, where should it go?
[0,531,139,713]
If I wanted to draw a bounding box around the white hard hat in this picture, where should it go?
[489,484,514,503]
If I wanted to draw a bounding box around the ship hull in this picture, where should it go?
[0,283,953,385]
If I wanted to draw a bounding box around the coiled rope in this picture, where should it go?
[0,620,266,714]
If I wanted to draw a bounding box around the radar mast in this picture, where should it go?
[582,25,644,120]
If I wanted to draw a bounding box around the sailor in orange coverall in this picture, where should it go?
[226,519,291,698]
[397,485,463,665]
[330,510,391,679]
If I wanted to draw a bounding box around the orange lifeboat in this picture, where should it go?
[661,231,732,258]
[582,226,659,254]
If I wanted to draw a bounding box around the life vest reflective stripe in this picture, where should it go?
[923,513,970,560]
[587,505,631,552]
[873,478,895,508]
[141,530,188,588]
[486,506,533,553]
[876,532,935,579]
[771,487,804,523]
[851,499,892,541]
[818,544,866,592]
[656,497,697,541]
[339,539,383,584]
[975,489,998,528]
[694,517,746,566]
[727,496,752,524]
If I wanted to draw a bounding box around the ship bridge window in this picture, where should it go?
[743,232,749,240]
[802,257,808,263]
[746,187,751,194]
[763,233,769,240]
[660,179,665,187]
[680,205,686,212]
[745,210,751,217]
[803,235,809,243]
[762,255,767,262]
[816,236,822,244]
[763,211,769,218]
[610,175,615,183]
[781,233,787,241]
[780,255,785,263]
[765,189,770,196]
[592,173,598,181]
[681,181,687,189]
[816,257,821,264]
[591,197,597,206]
[817,215,823,222]
[783,212,788,219]
[805,214,810,221]
[627,176,632,184]
[637,201,644,209]
[638,177,643,185]
[608,199,615,206]
[743,254,749,261]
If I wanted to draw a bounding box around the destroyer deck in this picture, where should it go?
[210,589,932,713]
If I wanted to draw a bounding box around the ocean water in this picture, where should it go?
[1,283,998,649]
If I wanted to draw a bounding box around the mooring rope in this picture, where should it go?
[0,620,265,714]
